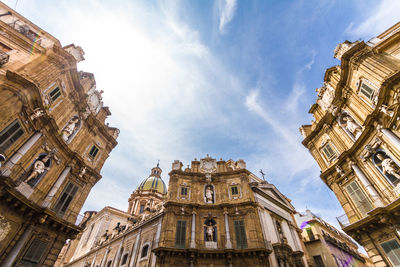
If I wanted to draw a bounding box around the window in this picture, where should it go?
[322,143,336,161]
[121,253,129,265]
[234,220,247,249]
[139,205,145,214]
[381,239,400,266]
[313,255,325,267]
[20,239,48,265]
[231,186,239,195]
[140,244,149,258]
[346,181,373,216]
[106,260,112,267]
[175,220,186,248]
[359,81,375,100]
[0,119,24,152]
[49,87,61,103]
[88,145,99,159]
[306,228,315,241]
[53,182,78,216]
[181,187,188,196]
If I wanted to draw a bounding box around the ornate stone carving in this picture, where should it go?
[333,41,355,60]
[64,44,85,62]
[0,51,9,66]
[316,83,335,111]
[78,167,86,178]
[0,213,11,243]
[360,138,381,161]
[86,87,103,115]
[172,160,183,171]
[379,104,395,117]
[30,108,45,120]
[335,165,345,176]
[200,155,217,174]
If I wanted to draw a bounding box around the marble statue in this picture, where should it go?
[62,116,80,141]
[342,115,362,138]
[205,185,214,203]
[376,154,400,180]
[25,155,50,184]
[205,222,215,241]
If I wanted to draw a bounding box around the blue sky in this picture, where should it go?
[5,0,400,237]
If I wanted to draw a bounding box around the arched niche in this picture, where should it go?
[61,115,82,144]
[372,150,400,187]
[204,184,215,204]
[23,153,52,187]
[337,111,363,140]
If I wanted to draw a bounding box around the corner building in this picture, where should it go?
[154,156,307,267]
[0,2,118,266]
[300,22,400,266]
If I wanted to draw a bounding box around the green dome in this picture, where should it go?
[138,176,167,194]
[137,165,167,194]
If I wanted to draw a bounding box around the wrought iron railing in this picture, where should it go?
[336,202,374,228]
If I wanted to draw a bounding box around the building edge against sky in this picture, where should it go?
[0,1,118,266]
[300,22,400,266]
[56,156,311,267]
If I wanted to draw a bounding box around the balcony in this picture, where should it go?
[336,202,375,228]
[303,234,320,243]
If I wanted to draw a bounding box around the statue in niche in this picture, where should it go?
[204,219,217,242]
[61,116,80,142]
[275,221,286,243]
[373,151,400,186]
[338,112,362,139]
[205,185,214,203]
[25,154,51,185]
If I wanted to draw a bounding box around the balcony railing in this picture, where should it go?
[336,202,374,228]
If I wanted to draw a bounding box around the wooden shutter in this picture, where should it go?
[234,220,247,249]
[175,220,186,248]
[21,239,48,264]
[346,181,373,215]
[54,182,78,215]
[0,120,24,152]
[381,239,400,266]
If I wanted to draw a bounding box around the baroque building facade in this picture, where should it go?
[300,22,400,266]
[59,157,308,267]
[0,2,118,266]
[295,209,370,267]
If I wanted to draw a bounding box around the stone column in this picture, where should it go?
[90,251,98,267]
[190,211,196,248]
[1,132,42,177]
[151,217,163,267]
[351,163,384,207]
[381,128,400,151]
[113,237,125,267]
[42,166,71,207]
[100,246,110,267]
[129,229,141,267]
[1,225,33,267]
[224,209,232,249]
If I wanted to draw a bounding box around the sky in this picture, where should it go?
[5,0,400,245]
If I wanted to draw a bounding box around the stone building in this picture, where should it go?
[0,2,118,266]
[295,209,369,267]
[56,164,167,267]
[300,22,400,266]
[57,157,308,267]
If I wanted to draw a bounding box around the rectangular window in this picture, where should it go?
[175,220,186,248]
[234,220,247,249]
[49,87,61,103]
[231,186,239,195]
[89,145,99,159]
[306,228,315,241]
[53,182,78,216]
[0,119,24,153]
[322,143,336,161]
[360,82,375,100]
[139,205,145,214]
[381,239,400,266]
[181,187,188,196]
[20,239,48,265]
[346,181,373,216]
[121,253,129,265]
[313,255,325,267]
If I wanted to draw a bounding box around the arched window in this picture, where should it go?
[140,244,149,258]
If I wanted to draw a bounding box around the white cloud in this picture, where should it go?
[218,0,237,33]
[346,0,400,39]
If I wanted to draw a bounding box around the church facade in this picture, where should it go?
[0,2,118,266]
[58,157,307,267]
[300,22,400,266]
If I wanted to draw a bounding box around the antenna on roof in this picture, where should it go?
[157,160,160,167]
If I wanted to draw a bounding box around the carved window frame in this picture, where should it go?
[228,183,242,200]
[178,183,190,200]
[357,78,379,107]
[320,142,338,163]
[139,241,152,261]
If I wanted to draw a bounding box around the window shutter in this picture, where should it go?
[21,239,48,263]
[381,240,400,266]
[175,220,186,248]
[346,181,373,215]
[234,220,247,249]
[54,182,78,215]
[0,120,24,152]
